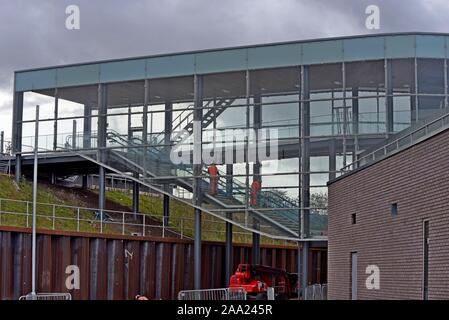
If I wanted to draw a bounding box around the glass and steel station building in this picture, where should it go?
[11,32,449,288]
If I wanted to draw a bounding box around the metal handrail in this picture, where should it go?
[341,110,449,173]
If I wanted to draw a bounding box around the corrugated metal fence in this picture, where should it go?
[0,226,327,300]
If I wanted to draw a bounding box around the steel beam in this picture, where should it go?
[193,74,203,290]
[301,241,309,292]
[83,105,92,149]
[163,194,170,226]
[132,178,140,217]
[53,89,59,151]
[12,91,23,183]
[97,84,108,229]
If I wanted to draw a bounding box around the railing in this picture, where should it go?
[0,197,289,244]
[178,288,247,300]
[341,110,449,173]
[19,293,72,300]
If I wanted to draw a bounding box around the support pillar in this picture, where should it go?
[329,139,337,180]
[225,164,234,284]
[251,93,262,264]
[386,60,394,135]
[225,215,233,285]
[53,89,59,151]
[12,91,24,183]
[132,179,140,216]
[83,105,92,149]
[193,75,203,290]
[98,167,106,215]
[81,175,88,190]
[252,232,260,264]
[352,88,359,163]
[163,194,170,226]
[301,241,309,291]
[97,84,108,222]
[162,101,173,226]
[299,66,311,293]
[1,131,4,155]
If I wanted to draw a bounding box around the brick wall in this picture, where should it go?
[328,128,449,300]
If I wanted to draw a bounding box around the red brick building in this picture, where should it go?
[328,125,449,300]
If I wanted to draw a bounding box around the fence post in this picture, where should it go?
[122,212,125,235]
[52,205,56,230]
[0,199,2,225]
[77,208,80,232]
[142,214,145,237]
[162,215,165,238]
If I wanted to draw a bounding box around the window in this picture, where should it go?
[391,203,398,217]
[351,213,357,225]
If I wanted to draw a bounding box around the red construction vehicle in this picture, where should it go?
[229,264,298,300]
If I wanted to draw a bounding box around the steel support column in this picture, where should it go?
[12,91,23,183]
[193,75,203,290]
[299,65,311,293]
[352,88,359,163]
[53,89,59,151]
[132,176,140,217]
[386,60,394,135]
[83,105,92,149]
[225,164,233,285]
[301,241,309,291]
[163,194,170,226]
[97,84,108,224]
[0,131,4,155]
[163,101,173,226]
[252,93,262,265]
[225,215,233,285]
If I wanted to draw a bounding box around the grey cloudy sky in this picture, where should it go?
[0,0,449,139]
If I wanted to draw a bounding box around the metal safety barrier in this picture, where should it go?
[303,284,327,300]
[19,293,72,300]
[178,288,247,300]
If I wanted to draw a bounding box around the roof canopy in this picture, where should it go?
[15,33,449,92]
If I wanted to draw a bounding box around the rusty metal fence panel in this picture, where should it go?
[178,288,247,300]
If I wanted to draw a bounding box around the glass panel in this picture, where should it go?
[149,76,194,104]
[15,69,57,91]
[302,40,343,64]
[196,49,247,74]
[346,60,385,94]
[391,59,415,94]
[393,95,412,132]
[417,59,445,120]
[385,35,416,59]
[100,59,146,83]
[147,54,195,79]
[343,37,385,61]
[57,64,100,88]
[248,44,301,69]
[418,59,444,94]
[310,63,343,96]
[416,35,446,58]
[358,94,386,134]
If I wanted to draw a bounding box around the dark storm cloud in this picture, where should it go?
[0,0,448,136]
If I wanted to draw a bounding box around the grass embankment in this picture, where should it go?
[0,174,289,245]
[0,174,100,232]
